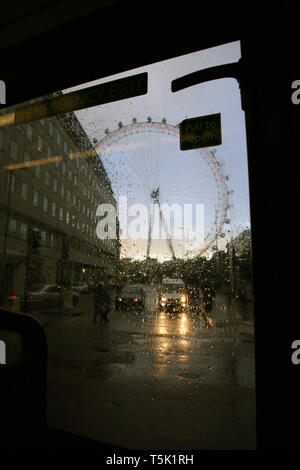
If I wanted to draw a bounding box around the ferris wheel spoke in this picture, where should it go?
[126,160,154,190]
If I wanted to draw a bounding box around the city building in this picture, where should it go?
[0,94,120,302]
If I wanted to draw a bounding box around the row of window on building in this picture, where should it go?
[7,217,116,253]
[16,119,68,153]
[0,125,112,202]
[7,172,105,223]
[8,199,98,240]
[8,140,107,197]
[8,219,55,247]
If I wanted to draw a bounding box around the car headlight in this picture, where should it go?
[117,297,122,301]
[134,298,139,302]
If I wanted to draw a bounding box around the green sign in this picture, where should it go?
[180,113,222,150]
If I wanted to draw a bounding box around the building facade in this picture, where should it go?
[0,94,120,302]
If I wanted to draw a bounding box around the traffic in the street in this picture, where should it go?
[28,279,256,450]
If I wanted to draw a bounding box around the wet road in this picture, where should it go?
[33,288,256,450]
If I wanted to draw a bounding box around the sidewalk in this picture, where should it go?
[205,293,254,337]
[236,320,254,336]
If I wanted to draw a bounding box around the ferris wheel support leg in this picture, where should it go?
[146,203,156,259]
[159,205,176,260]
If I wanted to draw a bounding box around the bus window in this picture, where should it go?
[0,40,256,449]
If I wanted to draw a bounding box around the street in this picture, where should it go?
[32,287,256,450]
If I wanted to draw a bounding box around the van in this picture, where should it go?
[159,278,188,312]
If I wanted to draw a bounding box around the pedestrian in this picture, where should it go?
[199,278,216,326]
[93,281,111,324]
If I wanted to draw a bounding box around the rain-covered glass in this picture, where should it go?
[0,41,256,449]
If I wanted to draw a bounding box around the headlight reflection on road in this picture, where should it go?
[152,311,193,376]
[156,311,167,336]
[156,311,190,337]
[178,313,188,336]
[153,341,171,377]
[155,312,170,374]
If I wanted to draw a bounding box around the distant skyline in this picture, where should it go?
[64,40,251,261]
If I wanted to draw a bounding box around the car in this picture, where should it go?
[8,284,80,310]
[159,278,188,313]
[72,282,89,294]
[87,281,97,292]
[115,285,145,310]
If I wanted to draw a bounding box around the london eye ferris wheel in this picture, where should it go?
[94,118,230,261]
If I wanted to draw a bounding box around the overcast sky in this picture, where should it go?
[64,40,251,261]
